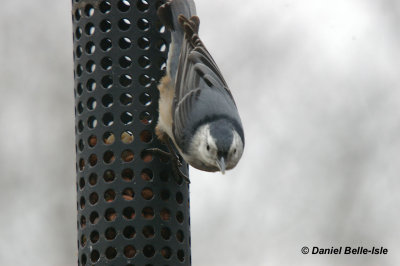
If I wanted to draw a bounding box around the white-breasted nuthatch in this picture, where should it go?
[154,0,244,177]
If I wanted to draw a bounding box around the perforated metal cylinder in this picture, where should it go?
[72,1,190,265]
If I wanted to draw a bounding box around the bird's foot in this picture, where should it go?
[146,148,190,184]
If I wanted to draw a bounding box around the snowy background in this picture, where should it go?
[0,0,399,265]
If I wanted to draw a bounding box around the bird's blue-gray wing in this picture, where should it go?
[172,16,243,152]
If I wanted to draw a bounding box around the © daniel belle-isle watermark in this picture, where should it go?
[301,246,388,255]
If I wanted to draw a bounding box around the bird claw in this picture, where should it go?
[146,148,171,162]
[175,155,183,167]
[176,169,190,184]
[145,147,190,184]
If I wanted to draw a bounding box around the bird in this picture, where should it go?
[150,0,244,181]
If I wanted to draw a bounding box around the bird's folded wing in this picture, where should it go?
[172,15,240,151]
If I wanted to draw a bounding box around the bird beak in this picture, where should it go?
[216,157,226,174]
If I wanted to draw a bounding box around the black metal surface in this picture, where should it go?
[72,1,190,265]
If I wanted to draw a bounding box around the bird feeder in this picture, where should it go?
[72,0,191,264]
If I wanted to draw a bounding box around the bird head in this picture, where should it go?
[188,120,244,173]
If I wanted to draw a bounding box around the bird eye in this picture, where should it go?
[233,149,237,154]
[206,145,210,151]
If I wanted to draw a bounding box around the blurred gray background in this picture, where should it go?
[0,0,399,265]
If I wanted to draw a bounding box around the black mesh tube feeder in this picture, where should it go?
[72,0,190,265]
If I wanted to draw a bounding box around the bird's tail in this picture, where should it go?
[158,0,197,81]
[157,0,196,33]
